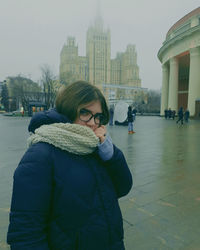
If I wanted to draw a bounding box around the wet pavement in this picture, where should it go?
[0,115,200,249]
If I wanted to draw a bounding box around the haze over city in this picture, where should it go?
[0,0,199,90]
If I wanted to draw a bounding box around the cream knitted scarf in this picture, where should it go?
[28,123,99,155]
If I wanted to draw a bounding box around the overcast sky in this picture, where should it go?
[0,0,199,90]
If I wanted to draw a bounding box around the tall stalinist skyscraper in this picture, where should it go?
[59,11,141,95]
[86,15,111,87]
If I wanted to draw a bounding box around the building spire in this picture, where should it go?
[94,0,103,30]
[96,0,101,18]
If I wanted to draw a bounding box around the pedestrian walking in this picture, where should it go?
[7,81,133,250]
[176,107,184,125]
[127,106,135,134]
[184,109,190,122]
[172,110,176,120]
[168,108,172,119]
[164,108,168,119]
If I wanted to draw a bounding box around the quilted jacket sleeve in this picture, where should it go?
[7,143,53,250]
[104,145,133,198]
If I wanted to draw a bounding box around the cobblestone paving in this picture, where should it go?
[0,115,200,249]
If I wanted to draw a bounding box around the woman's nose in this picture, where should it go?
[87,116,95,125]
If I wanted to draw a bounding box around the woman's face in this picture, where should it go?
[74,101,103,131]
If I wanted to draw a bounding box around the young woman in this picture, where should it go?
[7,81,132,250]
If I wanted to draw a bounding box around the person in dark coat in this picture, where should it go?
[127,106,134,134]
[132,108,137,117]
[168,108,172,119]
[176,106,184,124]
[171,110,176,120]
[184,109,190,122]
[164,109,168,119]
[7,81,133,250]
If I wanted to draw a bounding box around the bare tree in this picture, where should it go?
[142,90,161,113]
[146,90,161,113]
[40,65,57,109]
[131,89,160,114]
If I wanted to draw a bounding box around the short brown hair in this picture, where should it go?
[56,81,109,124]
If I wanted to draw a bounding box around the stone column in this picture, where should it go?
[188,47,200,116]
[168,57,179,111]
[160,64,169,115]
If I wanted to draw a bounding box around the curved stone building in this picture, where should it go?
[158,7,200,117]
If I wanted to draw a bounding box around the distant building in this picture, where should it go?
[102,83,147,106]
[86,15,111,86]
[0,81,4,94]
[111,46,141,88]
[60,37,87,84]
[158,7,200,117]
[59,15,142,100]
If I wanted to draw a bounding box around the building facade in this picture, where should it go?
[86,16,111,87]
[59,16,141,93]
[60,37,87,84]
[158,7,200,117]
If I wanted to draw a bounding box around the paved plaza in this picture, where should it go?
[0,114,200,249]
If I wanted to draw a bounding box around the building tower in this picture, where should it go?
[121,44,141,87]
[59,37,79,84]
[86,15,111,87]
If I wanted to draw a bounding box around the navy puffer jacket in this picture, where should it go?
[7,109,133,250]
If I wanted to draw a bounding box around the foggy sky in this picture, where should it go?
[0,0,200,90]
